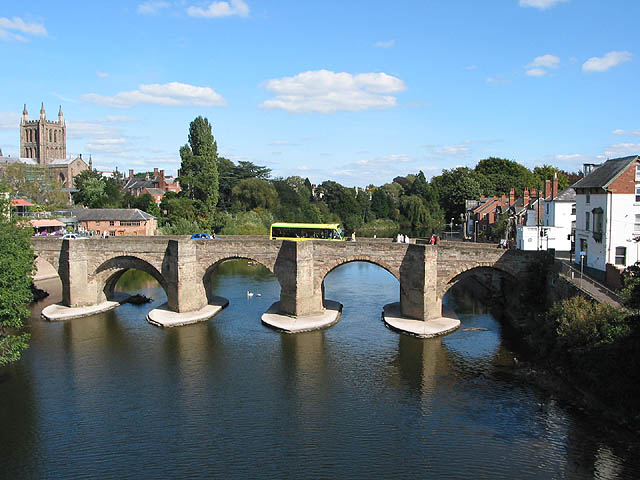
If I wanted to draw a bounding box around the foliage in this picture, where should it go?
[0,189,33,365]
[161,217,203,235]
[2,163,69,207]
[231,178,278,211]
[620,261,640,309]
[178,116,219,214]
[529,296,640,413]
[431,167,482,220]
[475,157,537,196]
[129,193,161,218]
[532,165,570,192]
[357,219,399,238]
[72,169,108,207]
[218,157,271,209]
[220,210,274,235]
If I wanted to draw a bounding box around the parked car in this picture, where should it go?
[62,233,87,240]
[191,233,212,239]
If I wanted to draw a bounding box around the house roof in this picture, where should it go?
[572,156,638,189]
[11,199,34,206]
[0,156,38,166]
[553,187,576,202]
[73,208,155,221]
[30,219,65,228]
[144,188,165,195]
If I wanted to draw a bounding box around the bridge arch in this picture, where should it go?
[201,256,279,303]
[93,255,168,303]
[316,256,400,289]
[439,264,518,299]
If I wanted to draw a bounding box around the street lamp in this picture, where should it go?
[450,218,454,239]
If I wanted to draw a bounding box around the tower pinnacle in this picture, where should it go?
[22,104,28,123]
[40,102,46,120]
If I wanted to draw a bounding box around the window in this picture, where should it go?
[109,221,115,226]
[592,208,603,242]
[635,214,640,232]
[109,231,115,237]
[571,204,576,215]
[636,185,640,203]
[615,247,626,265]
[585,212,590,231]
[120,221,141,226]
[586,192,591,204]
[545,203,549,214]
[636,165,640,181]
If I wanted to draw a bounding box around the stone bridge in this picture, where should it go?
[33,237,546,322]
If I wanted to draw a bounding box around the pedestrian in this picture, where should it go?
[429,234,435,245]
[436,235,440,245]
[405,234,410,244]
[351,232,356,242]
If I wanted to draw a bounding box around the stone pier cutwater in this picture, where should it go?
[34,236,546,336]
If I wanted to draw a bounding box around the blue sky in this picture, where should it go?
[1,0,639,186]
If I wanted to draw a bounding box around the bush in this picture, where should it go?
[162,218,203,235]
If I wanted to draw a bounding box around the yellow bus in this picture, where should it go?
[270,223,344,241]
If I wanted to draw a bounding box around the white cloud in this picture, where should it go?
[260,69,407,113]
[604,143,640,158]
[374,39,395,48]
[613,129,640,136]
[0,111,20,129]
[81,81,226,108]
[0,16,47,42]
[96,70,110,78]
[526,68,547,77]
[187,0,249,18]
[86,138,131,154]
[466,65,478,70]
[525,54,560,77]
[67,122,121,139]
[582,51,633,73]
[528,54,560,69]
[430,144,472,157]
[519,0,569,10]
[486,75,510,84]
[137,1,171,15]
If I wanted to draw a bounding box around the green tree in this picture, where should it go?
[132,193,161,218]
[232,178,278,211]
[0,189,33,365]
[533,165,570,193]
[370,188,392,219]
[475,157,536,196]
[178,116,219,214]
[72,169,109,208]
[431,167,482,220]
[2,163,68,207]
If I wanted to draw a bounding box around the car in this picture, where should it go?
[191,233,212,239]
[62,233,87,240]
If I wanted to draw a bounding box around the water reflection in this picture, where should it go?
[1,261,639,478]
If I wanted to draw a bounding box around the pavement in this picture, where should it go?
[261,300,342,333]
[147,296,229,328]
[382,302,461,338]
[41,292,131,321]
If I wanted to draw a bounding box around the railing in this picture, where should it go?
[556,259,624,307]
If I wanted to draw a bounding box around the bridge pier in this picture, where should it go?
[275,241,324,317]
[400,245,441,321]
[59,240,93,307]
[165,240,208,313]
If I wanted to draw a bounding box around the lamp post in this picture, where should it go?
[450,218,454,239]
[474,220,478,243]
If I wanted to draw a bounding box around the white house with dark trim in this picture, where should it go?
[572,155,640,284]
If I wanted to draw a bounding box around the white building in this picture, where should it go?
[543,187,576,252]
[572,155,640,284]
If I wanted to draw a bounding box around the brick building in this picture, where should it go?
[74,208,157,236]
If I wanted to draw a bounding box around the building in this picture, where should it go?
[572,155,640,284]
[13,103,90,188]
[123,168,181,203]
[543,186,576,253]
[74,208,157,236]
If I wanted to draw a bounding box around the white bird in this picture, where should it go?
[256,293,262,297]
[247,291,254,297]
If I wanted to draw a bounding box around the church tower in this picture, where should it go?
[20,103,66,166]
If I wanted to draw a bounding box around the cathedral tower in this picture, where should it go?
[20,103,66,166]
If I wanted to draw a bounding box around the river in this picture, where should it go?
[1,260,639,479]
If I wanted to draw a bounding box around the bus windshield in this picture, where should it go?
[270,223,343,241]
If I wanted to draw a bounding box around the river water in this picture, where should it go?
[1,261,639,479]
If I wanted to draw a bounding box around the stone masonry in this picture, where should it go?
[33,237,546,320]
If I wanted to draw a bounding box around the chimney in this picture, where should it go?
[552,173,558,199]
[545,180,551,199]
[153,167,159,177]
[159,170,166,190]
[509,188,515,205]
[129,169,134,179]
[523,187,530,206]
